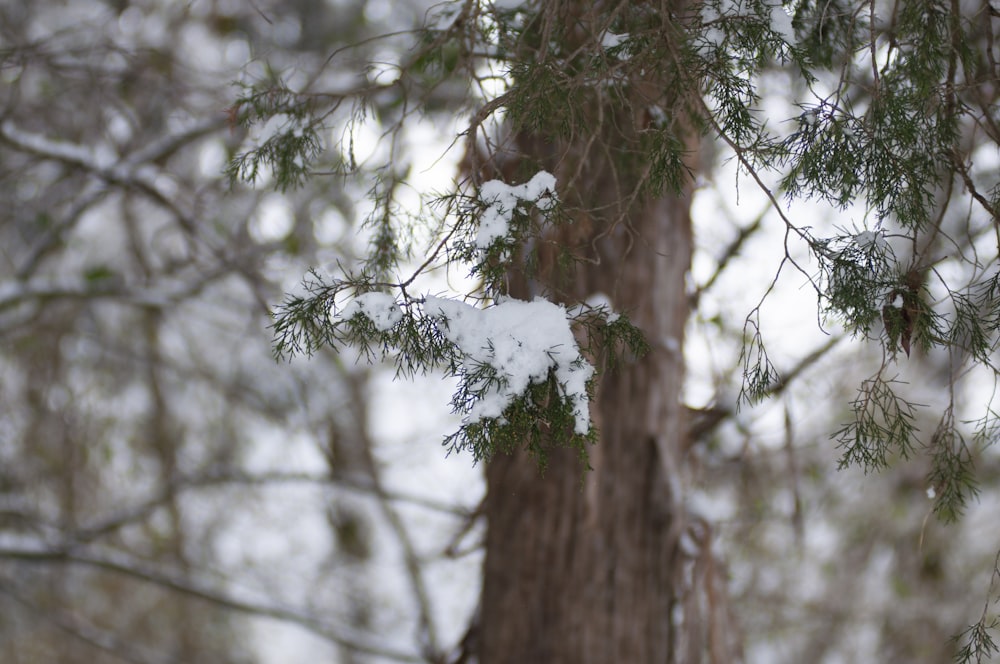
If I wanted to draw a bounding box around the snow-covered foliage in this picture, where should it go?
[475,170,557,250]
[337,284,597,439]
[340,291,403,331]
[274,162,644,465]
[425,295,593,434]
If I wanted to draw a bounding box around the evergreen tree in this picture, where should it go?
[241,0,1000,660]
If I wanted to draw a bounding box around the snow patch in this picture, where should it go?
[584,292,620,323]
[601,30,628,50]
[767,1,796,44]
[854,229,887,252]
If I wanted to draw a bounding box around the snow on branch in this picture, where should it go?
[425,295,594,435]
[271,166,644,465]
[475,170,557,250]
[340,292,404,332]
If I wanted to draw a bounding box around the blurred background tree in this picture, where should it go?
[0,1,477,662]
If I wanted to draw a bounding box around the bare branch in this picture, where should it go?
[0,547,425,663]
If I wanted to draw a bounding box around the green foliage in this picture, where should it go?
[948,274,1000,366]
[641,125,692,197]
[360,174,413,282]
[833,373,919,472]
[437,302,646,466]
[83,264,118,284]
[237,0,1000,522]
[814,230,898,336]
[953,618,1000,664]
[780,93,951,229]
[443,369,598,469]
[696,0,795,161]
[225,81,324,192]
[270,272,350,361]
[952,552,1000,664]
[596,312,651,370]
[926,407,980,523]
[790,0,861,68]
[450,195,533,297]
[228,6,1000,654]
[781,108,867,210]
[505,60,590,139]
[271,262,645,466]
[778,0,969,229]
[738,314,780,407]
[411,26,466,85]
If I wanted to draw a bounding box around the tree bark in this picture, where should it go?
[481,194,696,663]
[477,121,739,664]
[476,4,740,662]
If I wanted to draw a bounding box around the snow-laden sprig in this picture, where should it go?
[285,277,646,466]
[697,0,797,59]
[475,170,558,250]
[340,292,403,332]
[451,170,564,301]
[425,295,593,435]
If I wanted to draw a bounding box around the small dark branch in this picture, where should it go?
[15,181,106,280]
[443,496,485,559]
[74,468,473,545]
[951,547,1000,663]
[446,604,480,664]
[951,150,999,222]
[0,280,182,314]
[188,468,474,517]
[73,487,173,544]
[0,576,171,664]
[345,373,443,660]
[784,404,805,548]
[691,208,766,308]
[0,547,424,663]
[686,405,731,442]
[765,335,843,398]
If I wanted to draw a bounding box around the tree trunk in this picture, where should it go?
[479,189,722,662]
[477,5,739,663]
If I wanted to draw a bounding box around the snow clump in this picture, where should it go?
[767,1,796,44]
[475,171,557,250]
[340,292,403,331]
[424,295,594,434]
[854,229,887,252]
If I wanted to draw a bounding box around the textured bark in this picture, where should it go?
[481,192,695,663]
[475,109,736,664]
[474,4,745,660]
